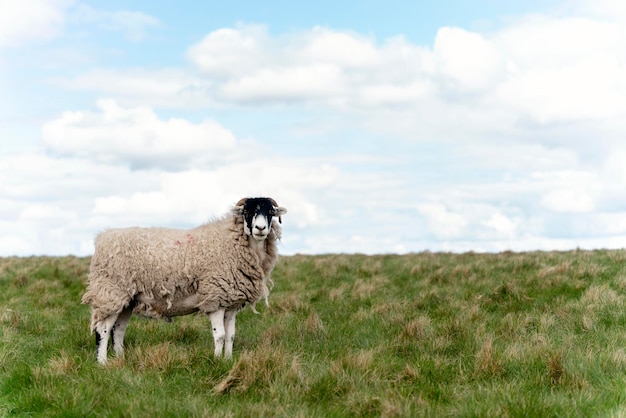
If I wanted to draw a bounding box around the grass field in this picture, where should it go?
[2,250,626,417]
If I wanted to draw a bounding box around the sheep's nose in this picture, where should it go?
[256,225,266,231]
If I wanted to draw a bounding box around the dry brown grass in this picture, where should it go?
[273,292,308,314]
[48,350,81,375]
[332,348,376,373]
[474,337,505,378]
[547,352,564,385]
[537,262,571,279]
[213,344,304,395]
[580,284,621,306]
[351,275,388,300]
[401,315,433,340]
[118,342,192,372]
[328,283,349,301]
[304,311,327,335]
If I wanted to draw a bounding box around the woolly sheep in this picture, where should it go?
[81,197,287,365]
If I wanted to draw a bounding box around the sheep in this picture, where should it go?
[81,197,287,365]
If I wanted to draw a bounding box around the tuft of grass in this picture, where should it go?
[474,336,505,378]
[213,344,304,395]
[547,351,564,386]
[3,250,626,416]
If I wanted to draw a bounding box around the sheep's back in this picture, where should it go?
[91,227,190,280]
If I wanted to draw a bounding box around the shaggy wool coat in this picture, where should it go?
[82,214,280,331]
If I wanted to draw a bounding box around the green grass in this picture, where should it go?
[2,250,626,416]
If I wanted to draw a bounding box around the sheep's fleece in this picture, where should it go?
[82,200,283,334]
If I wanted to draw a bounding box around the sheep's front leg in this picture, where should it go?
[94,313,119,365]
[209,309,226,358]
[224,308,238,359]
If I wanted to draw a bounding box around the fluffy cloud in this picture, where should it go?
[63,69,214,108]
[61,15,624,139]
[0,145,342,255]
[541,189,595,213]
[0,0,71,47]
[220,64,344,103]
[41,99,240,170]
[0,1,162,47]
[187,25,272,78]
[186,25,431,106]
[69,4,161,41]
[576,0,626,21]
[432,27,502,92]
[91,161,339,228]
[296,27,380,68]
[416,203,468,240]
[493,16,626,124]
[186,17,626,125]
[0,149,157,255]
[484,213,518,237]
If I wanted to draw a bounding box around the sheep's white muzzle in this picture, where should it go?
[252,230,269,241]
[248,214,271,241]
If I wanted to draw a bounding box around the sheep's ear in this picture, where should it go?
[273,206,287,223]
[232,198,248,216]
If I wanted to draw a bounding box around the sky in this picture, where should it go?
[1,0,626,256]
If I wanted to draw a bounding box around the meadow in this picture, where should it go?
[2,250,626,417]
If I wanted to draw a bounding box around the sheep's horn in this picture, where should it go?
[235,197,248,207]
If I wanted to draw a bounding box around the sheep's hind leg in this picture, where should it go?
[223,308,238,359]
[208,309,226,358]
[94,314,119,365]
[112,301,135,358]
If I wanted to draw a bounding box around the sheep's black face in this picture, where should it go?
[234,197,288,241]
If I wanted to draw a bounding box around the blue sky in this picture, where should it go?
[2,0,626,256]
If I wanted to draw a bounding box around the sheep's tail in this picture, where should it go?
[249,302,261,315]
[249,293,271,315]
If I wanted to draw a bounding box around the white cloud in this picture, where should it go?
[416,203,468,239]
[0,150,158,201]
[358,80,435,106]
[533,170,605,213]
[18,204,76,222]
[0,144,342,255]
[492,15,626,125]
[484,213,518,237]
[576,0,626,22]
[41,99,240,169]
[541,189,595,213]
[69,4,161,41]
[187,25,271,78]
[297,27,379,68]
[432,26,503,92]
[91,160,339,227]
[0,0,71,47]
[184,24,438,107]
[63,69,213,108]
[64,15,620,144]
[220,64,344,103]
[0,1,161,47]
[496,15,623,69]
